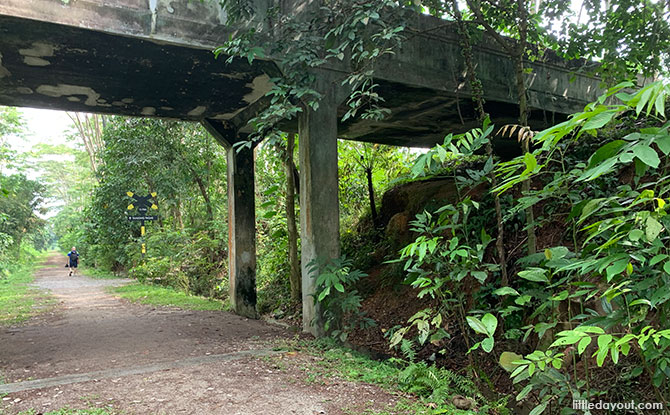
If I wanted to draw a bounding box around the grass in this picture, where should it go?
[296,339,401,388]
[0,260,53,326]
[110,282,227,311]
[269,338,508,415]
[81,266,124,280]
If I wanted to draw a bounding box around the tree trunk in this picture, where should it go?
[68,113,105,175]
[174,200,184,229]
[515,0,537,256]
[284,134,301,303]
[191,168,214,224]
[452,0,508,284]
[366,167,378,227]
[466,0,537,257]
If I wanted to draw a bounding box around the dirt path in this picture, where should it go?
[0,255,402,414]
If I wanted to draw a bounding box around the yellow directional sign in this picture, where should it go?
[126,191,158,260]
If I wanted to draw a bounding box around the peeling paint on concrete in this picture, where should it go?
[67,96,80,102]
[121,98,134,104]
[19,42,55,58]
[187,105,206,117]
[141,106,156,115]
[24,56,51,66]
[36,84,102,106]
[242,74,272,104]
[0,53,11,78]
[160,106,174,111]
[16,87,33,94]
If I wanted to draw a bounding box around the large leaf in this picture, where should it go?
[646,216,664,242]
[582,110,615,131]
[493,287,520,296]
[578,157,618,181]
[466,316,487,335]
[518,268,549,283]
[587,140,625,169]
[529,402,548,415]
[481,313,498,336]
[482,336,494,353]
[656,135,670,155]
[632,144,661,168]
[499,351,524,372]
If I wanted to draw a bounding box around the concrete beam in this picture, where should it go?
[202,120,257,319]
[298,79,342,337]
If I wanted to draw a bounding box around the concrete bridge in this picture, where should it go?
[0,0,603,335]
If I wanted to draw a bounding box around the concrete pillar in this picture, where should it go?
[226,144,257,318]
[201,120,257,319]
[298,85,340,337]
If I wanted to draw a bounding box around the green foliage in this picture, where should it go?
[111,282,226,311]
[398,362,480,403]
[491,81,670,412]
[284,338,508,414]
[389,126,501,355]
[79,117,229,297]
[555,0,670,82]
[0,174,47,256]
[390,80,670,413]
[310,256,375,341]
[0,108,49,263]
[298,338,401,388]
[215,0,408,146]
[0,251,52,325]
[254,141,294,313]
[338,141,413,225]
[466,313,498,353]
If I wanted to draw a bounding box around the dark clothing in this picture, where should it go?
[68,251,79,268]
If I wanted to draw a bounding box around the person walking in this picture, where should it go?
[67,247,79,276]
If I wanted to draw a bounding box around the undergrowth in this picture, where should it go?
[0,252,52,326]
[110,282,228,311]
[276,338,510,414]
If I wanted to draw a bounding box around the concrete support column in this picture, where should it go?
[201,120,257,319]
[298,86,340,337]
[227,144,257,318]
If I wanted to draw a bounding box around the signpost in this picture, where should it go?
[126,191,158,258]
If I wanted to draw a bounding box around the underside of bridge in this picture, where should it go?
[0,0,604,336]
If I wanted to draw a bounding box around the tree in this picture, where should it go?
[68,113,106,175]
[556,0,670,82]
[82,117,228,272]
[282,134,301,303]
[0,174,47,255]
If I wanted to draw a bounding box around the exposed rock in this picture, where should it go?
[385,211,411,246]
[379,178,459,226]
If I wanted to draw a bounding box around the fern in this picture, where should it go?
[398,362,481,403]
[399,339,417,362]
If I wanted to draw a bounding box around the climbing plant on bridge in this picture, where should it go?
[214,0,411,146]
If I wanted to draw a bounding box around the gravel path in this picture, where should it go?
[0,255,402,414]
